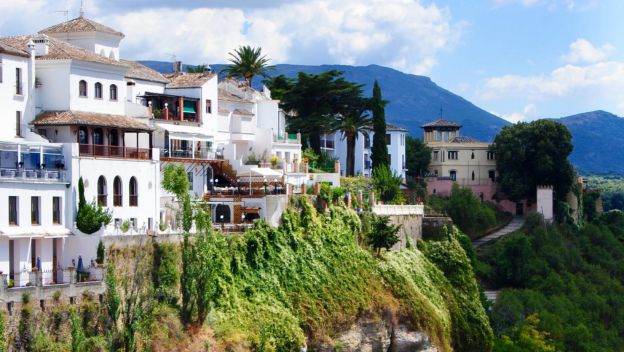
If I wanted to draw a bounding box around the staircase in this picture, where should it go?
[212,159,238,185]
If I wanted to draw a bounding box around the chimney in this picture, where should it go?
[32,34,49,56]
[173,61,182,74]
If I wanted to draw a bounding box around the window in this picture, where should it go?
[364,135,370,148]
[113,176,122,207]
[450,170,457,181]
[97,176,107,206]
[31,196,40,225]
[471,171,475,181]
[489,170,496,181]
[15,111,21,137]
[9,196,18,225]
[15,68,22,95]
[130,218,137,231]
[448,151,458,160]
[433,151,439,161]
[386,134,391,145]
[487,151,495,160]
[78,126,88,144]
[79,80,87,97]
[205,99,212,113]
[187,172,193,190]
[364,154,370,170]
[94,82,102,99]
[402,154,406,170]
[52,197,61,224]
[471,152,475,159]
[129,177,138,207]
[109,84,118,101]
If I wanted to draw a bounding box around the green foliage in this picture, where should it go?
[587,175,624,211]
[162,164,193,232]
[405,135,432,178]
[267,70,366,154]
[16,293,33,351]
[493,314,556,352]
[302,148,336,172]
[76,201,112,234]
[335,105,371,176]
[120,220,130,233]
[445,184,497,238]
[222,45,273,86]
[96,241,105,265]
[152,242,180,305]
[186,64,209,73]
[105,265,120,329]
[370,80,389,170]
[481,211,624,351]
[372,165,404,204]
[0,312,5,352]
[363,213,401,255]
[492,120,574,202]
[76,176,112,234]
[582,191,600,222]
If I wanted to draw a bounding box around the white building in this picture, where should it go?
[325,124,407,180]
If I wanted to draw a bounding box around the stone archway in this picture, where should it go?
[215,204,230,223]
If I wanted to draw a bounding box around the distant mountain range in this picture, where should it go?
[139,60,623,175]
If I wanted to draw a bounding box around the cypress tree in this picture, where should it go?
[371,80,389,169]
[78,177,86,210]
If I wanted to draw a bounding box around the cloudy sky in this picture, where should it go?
[1,0,622,121]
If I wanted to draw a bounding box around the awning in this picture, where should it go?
[237,167,283,178]
[183,100,197,113]
[156,123,213,142]
[0,226,71,238]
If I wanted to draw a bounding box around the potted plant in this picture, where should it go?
[270,155,279,168]
[120,220,130,233]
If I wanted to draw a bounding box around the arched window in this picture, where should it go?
[109,84,118,101]
[472,170,475,181]
[94,82,103,99]
[79,80,87,97]
[78,126,88,144]
[113,176,122,207]
[97,176,107,206]
[215,204,230,223]
[129,177,138,206]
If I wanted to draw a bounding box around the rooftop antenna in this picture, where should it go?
[54,10,70,22]
[79,0,85,18]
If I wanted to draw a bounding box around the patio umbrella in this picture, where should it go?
[237,168,283,195]
[36,256,41,272]
[77,256,84,273]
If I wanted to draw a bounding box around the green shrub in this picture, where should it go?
[96,241,105,265]
[76,202,112,234]
[372,165,404,204]
[120,220,130,233]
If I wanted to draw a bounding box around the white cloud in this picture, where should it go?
[98,0,460,74]
[479,61,624,100]
[500,103,538,123]
[561,38,614,63]
[492,0,596,10]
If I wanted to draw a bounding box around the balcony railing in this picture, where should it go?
[160,148,215,160]
[79,144,151,160]
[0,168,67,182]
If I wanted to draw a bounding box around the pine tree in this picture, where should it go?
[371,80,389,169]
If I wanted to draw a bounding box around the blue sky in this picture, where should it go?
[1,0,622,121]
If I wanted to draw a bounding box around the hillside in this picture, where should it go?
[139,61,510,142]
[557,110,624,174]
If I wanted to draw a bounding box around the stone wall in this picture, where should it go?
[422,216,453,240]
[372,205,424,250]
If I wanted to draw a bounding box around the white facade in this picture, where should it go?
[328,125,407,180]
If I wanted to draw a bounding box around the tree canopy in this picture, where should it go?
[266,70,368,161]
[492,120,574,202]
[370,80,389,169]
[222,45,273,86]
[405,135,431,178]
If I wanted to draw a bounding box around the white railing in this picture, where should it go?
[0,168,67,182]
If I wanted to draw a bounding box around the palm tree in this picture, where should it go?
[223,45,273,87]
[186,64,209,73]
[334,107,372,176]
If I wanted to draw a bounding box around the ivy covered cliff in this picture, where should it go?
[1,197,492,351]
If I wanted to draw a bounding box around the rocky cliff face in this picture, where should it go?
[316,316,437,352]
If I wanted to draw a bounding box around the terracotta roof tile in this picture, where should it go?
[421,119,462,128]
[165,72,215,88]
[0,35,125,67]
[34,111,153,131]
[449,136,481,143]
[122,60,168,83]
[232,108,254,116]
[386,123,408,132]
[218,88,252,103]
[0,42,29,58]
[39,17,124,37]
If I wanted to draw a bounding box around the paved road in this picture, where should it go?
[472,216,525,248]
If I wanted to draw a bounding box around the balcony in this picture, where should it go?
[274,133,301,144]
[0,168,67,182]
[79,144,151,160]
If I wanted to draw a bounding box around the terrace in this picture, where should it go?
[0,143,67,183]
[140,92,201,123]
